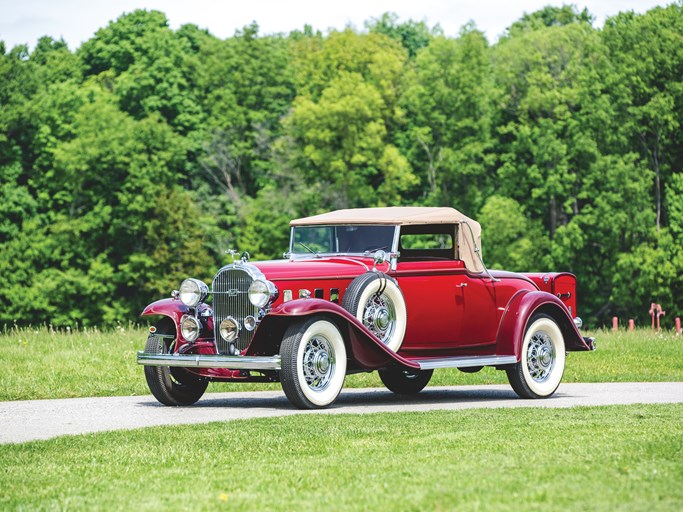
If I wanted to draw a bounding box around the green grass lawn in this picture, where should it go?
[1,327,681,510]
[1,403,681,511]
[1,325,681,401]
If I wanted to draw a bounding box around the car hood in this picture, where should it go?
[252,257,376,281]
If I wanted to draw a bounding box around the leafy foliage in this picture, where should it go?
[0,5,681,327]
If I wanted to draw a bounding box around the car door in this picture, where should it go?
[392,223,497,352]
[393,259,464,350]
[452,273,498,347]
[394,262,498,350]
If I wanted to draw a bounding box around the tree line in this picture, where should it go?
[1,4,681,328]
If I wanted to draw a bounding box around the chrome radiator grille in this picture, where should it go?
[212,266,259,354]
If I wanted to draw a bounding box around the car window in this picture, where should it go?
[400,233,453,250]
[399,225,458,260]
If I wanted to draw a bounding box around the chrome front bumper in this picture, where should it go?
[137,352,281,370]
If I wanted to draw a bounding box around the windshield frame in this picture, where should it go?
[288,224,400,258]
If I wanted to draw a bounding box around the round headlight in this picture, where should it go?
[220,316,240,342]
[180,315,201,342]
[248,279,278,308]
[243,315,257,332]
[179,278,209,307]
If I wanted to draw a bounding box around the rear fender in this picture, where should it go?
[245,299,419,370]
[496,290,592,360]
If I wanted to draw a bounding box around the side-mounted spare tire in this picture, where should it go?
[341,272,407,352]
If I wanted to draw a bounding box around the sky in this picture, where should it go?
[0,0,672,51]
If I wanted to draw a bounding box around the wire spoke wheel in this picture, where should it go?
[526,331,556,382]
[280,317,347,409]
[362,292,397,344]
[506,314,565,399]
[301,335,335,391]
[342,273,407,352]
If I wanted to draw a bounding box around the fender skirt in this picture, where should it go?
[245,299,420,371]
[496,290,593,360]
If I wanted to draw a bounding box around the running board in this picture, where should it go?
[412,355,517,370]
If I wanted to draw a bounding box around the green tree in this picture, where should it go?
[493,20,602,237]
[79,10,205,136]
[402,26,494,212]
[284,30,415,209]
[551,154,655,322]
[505,5,594,37]
[197,23,295,198]
[602,4,683,231]
[79,9,170,75]
[365,12,440,57]
[1,6,682,327]
[478,195,548,271]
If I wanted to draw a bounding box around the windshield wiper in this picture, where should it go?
[297,241,321,258]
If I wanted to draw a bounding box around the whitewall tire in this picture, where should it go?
[506,314,566,399]
[280,317,347,409]
[341,273,407,352]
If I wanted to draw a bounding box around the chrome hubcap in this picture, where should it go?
[302,335,334,391]
[363,294,396,344]
[527,331,555,382]
[314,351,330,373]
[374,307,390,330]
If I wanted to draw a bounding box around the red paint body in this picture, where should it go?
[142,255,591,380]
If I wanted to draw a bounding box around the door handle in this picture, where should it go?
[456,283,468,288]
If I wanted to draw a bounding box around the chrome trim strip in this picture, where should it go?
[414,355,517,370]
[137,352,281,370]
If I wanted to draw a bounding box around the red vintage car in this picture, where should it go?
[137,207,595,409]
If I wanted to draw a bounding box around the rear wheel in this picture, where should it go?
[506,314,565,399]
[379,367,433,394]
[280,317,347,409]
[144,318,208,406]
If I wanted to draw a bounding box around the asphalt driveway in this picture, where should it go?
[1,382,682,444]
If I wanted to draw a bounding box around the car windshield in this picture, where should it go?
[291,225,396,255]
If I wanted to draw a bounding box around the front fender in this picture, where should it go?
[141,298,190,326]
[245,299,419,371]
[496,290,591,360]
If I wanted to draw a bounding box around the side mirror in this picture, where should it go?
[372,250,399,271]
[373,250,387,268]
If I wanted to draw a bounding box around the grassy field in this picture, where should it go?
[1,325,682,401]
[1,403,681,511]
[2,326,681,510]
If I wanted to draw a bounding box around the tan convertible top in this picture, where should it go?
[290,207,484,273]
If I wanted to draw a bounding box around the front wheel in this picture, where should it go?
[379,367,433,394]
[280,317,347,409]
[143,319,208,406]
[506,314,566,399]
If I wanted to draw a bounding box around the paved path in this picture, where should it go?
[1,382,682,444]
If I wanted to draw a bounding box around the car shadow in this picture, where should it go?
[139,386,524,411]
